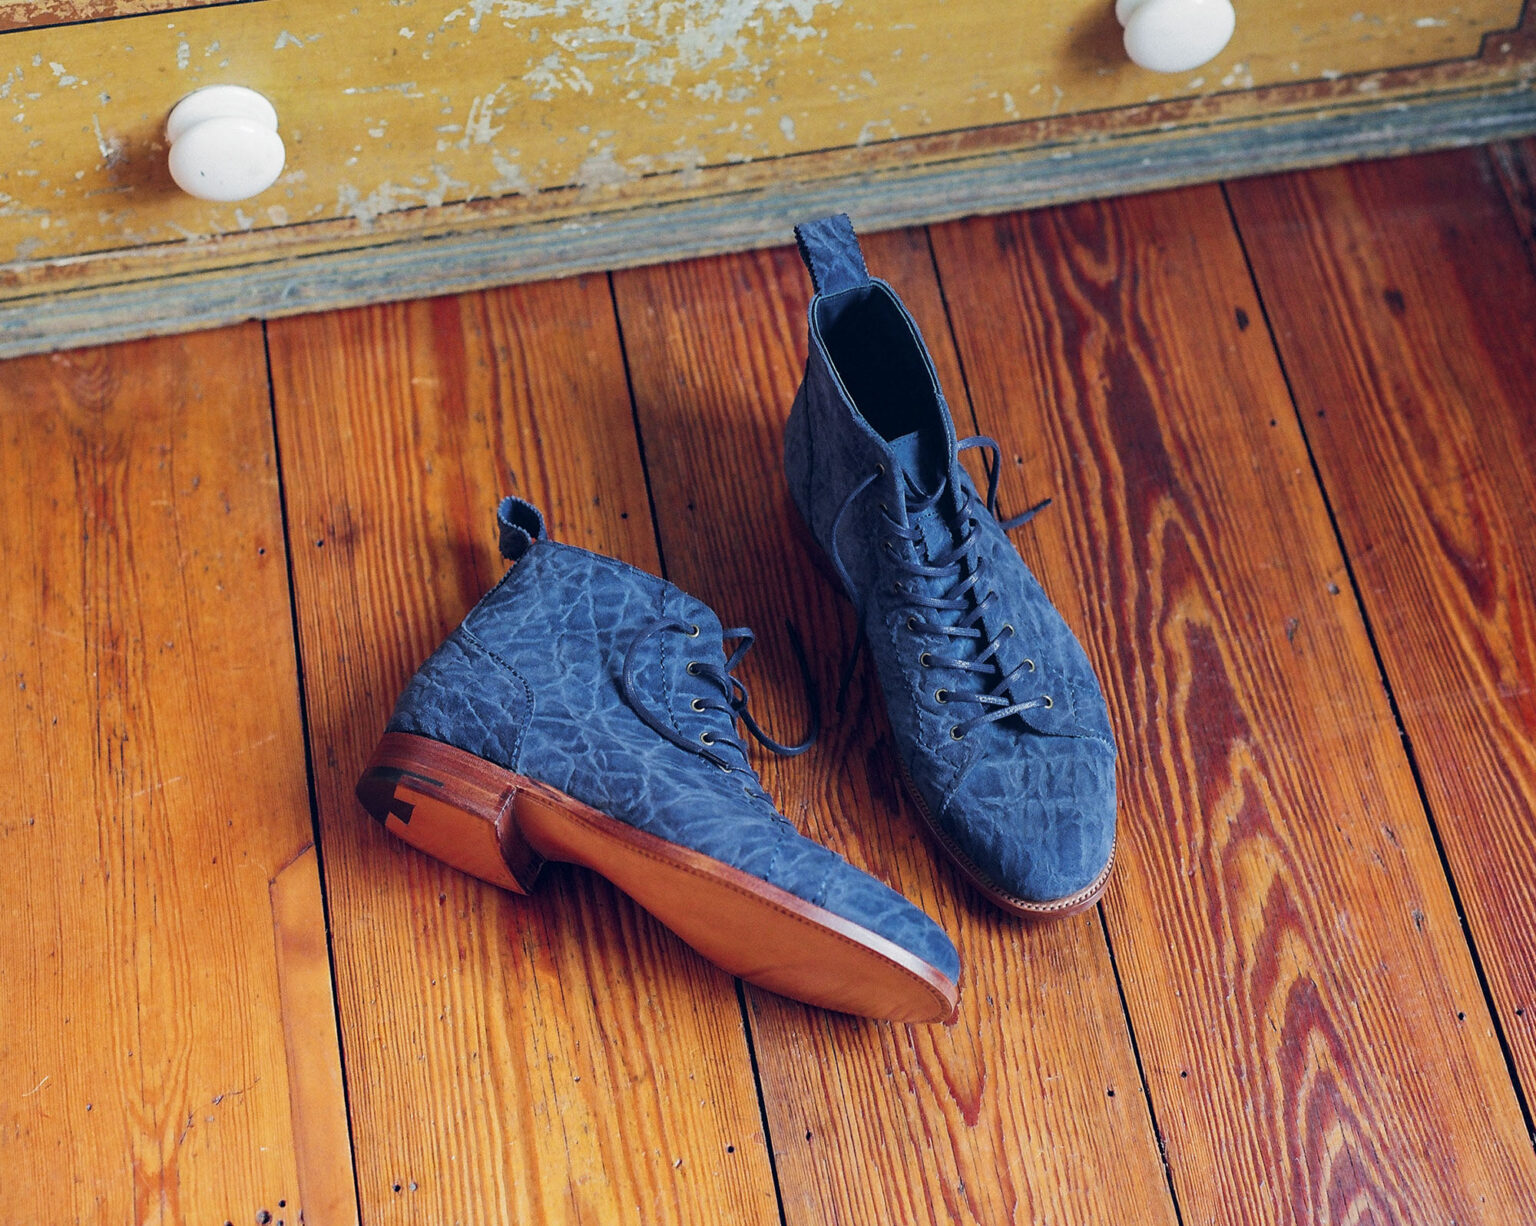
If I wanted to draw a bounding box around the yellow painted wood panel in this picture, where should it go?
[0,326,356,1226]
[0,0,1522,266]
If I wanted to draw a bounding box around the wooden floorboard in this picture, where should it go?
[7,145,1536,1226]
[929,187,1536,1223]
[1490,138,1536,276]
[0,328,356,1225]
[264,284,781,1225]
[611,231,1178,1226]
[1228,150,1536,1114]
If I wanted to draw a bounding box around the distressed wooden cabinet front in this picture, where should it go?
[0,0,1532,351]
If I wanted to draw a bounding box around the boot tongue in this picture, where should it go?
[888,430,945,499]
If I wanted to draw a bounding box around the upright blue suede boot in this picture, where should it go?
[784,215,1117,916]
[357,497,959,1022]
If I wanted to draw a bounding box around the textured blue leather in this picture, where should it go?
[794,213,870,295]
[388,518,959,981]
[786,214,1118,905]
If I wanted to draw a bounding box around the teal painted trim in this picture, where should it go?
[3,86,1534,359]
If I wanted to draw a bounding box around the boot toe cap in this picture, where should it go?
[937,737,1117,908]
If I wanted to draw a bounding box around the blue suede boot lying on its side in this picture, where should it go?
[357,497,959,1022]
[784,214,1118,916]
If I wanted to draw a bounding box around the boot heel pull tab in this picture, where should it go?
[794,213,870,296]
[497,496,549,562]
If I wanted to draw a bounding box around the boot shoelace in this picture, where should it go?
[828,435,1052,739]
[620,618,818,794]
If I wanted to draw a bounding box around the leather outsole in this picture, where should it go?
[357,732,959,1024]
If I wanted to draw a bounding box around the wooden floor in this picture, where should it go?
[4,144,1536,1226]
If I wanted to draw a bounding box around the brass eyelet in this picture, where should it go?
[1024,658,1036,672]
[687,624,700,638]
[1003,623,1015,637]
[691,698,706,712]
[920,652,932,667]
[1042,695,1054,709]
[949,726,965,740]
[906,615,921,631]
[935,689,948,704]
[700,731,716,745]
[686,662,700,675]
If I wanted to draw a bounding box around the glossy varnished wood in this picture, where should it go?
[612,232,1178,1226]
[1228,151,1536,1103]
[264,282,781,1225]
[930,191,1536,1222]
[1491,138,1536,273]
[0,328,355,1225]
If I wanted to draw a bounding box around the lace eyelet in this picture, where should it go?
[1024,658,1035,672]
[700,731,716,745]
[949,726,965,740]
[935,689,948,704]
[687,624,700,638]
[691,698,706,712]
[1042,695,1054,709]
[875,464,886,476]
[919,652,932,668]
[906,615,921,631]
[1003,623,1015,637]
[686,662,700,675]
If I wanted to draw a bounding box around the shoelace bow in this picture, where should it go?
[828,435,1053,738]
[620,618,819,781]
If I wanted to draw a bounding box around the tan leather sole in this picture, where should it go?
[356,732,958,1023]
[896,757,1114,919]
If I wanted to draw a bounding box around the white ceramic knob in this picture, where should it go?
[166,85,285,202]
[1116,0,1236,73]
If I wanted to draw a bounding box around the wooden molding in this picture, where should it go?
[4,85,1535,358]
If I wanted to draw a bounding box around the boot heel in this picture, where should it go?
[355,732,544,893]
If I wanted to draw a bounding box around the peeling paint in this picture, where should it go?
[90,114,125,168]
[0,0,1527,272]
[450,0,843,104]
[461,85,505,147]
[576,146,628,188]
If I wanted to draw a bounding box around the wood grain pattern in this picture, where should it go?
[0,0,242,33]
[612,231,1178,1226]
[265,281,781,1225]
[0,326,354,1225]
[930,190,1536,1223]
[1228,150,1536,1106]
[269,845,358,1226]
[1491,137,1536,275]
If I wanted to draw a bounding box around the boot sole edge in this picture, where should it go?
[357,731,960,1023]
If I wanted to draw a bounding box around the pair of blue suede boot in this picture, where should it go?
[358,216,1116,1024]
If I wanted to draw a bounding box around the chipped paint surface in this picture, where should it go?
[0,0,1528,266]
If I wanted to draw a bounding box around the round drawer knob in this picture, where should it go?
[1116,0,1236,73]
[165,85,286,202]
